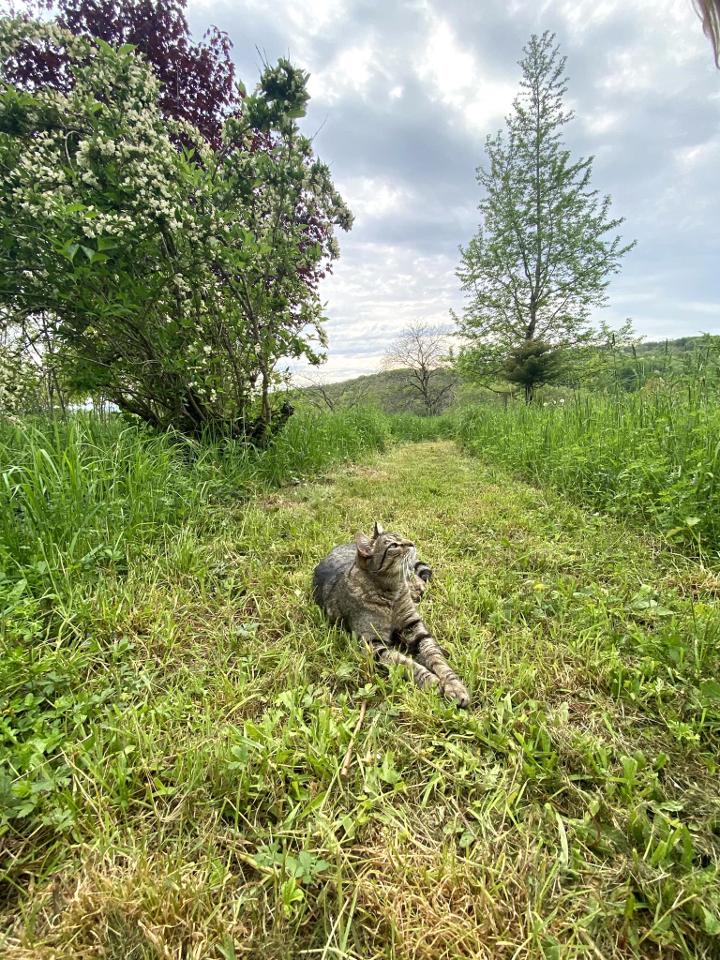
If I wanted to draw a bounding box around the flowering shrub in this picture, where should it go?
[0,16,352,436]
[5,0,235,147]
[0,341,47,415]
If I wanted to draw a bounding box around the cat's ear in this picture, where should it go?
[373,521,384,539]
[355,532,373,559]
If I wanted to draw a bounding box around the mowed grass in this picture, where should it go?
[2,438,720,958]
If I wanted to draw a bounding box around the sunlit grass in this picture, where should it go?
[1,420,719,958]
[0,409,444,602]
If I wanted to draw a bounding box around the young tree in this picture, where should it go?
[501,340,561,404]
[457,32,635,403]
[384,322,455,415]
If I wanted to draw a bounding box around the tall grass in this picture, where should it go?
[455,389,720,558]
[385,410,457,442]
[3,404,720,956]
[0,405,450,886]
[0,407,444,608]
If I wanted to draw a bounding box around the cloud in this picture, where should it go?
[187,0,720,381]
[415,13,516,135]
[337,176,414,220]
[308,40,385,103]
[675,137,720,170]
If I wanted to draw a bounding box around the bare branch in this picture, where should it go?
[384,322,456,415]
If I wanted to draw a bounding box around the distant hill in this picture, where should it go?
[291,367,500,415]
[632,336,713,354]
[291,368,455,416]
[291,336,719,415]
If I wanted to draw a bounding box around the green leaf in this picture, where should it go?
[702,907,720,936]
[699,680,720,703]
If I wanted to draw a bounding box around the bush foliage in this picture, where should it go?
[0,16,351,437]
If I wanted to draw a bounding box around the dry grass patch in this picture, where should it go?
[6,852,254,960]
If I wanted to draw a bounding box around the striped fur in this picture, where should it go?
[313,522,469,708]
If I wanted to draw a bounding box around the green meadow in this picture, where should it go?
[2,407,719,958]
[3,3,719,956]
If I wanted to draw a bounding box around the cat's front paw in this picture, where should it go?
[441,678,470,709]
[410,580,426,603]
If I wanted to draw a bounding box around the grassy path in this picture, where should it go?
[4,441,720,958]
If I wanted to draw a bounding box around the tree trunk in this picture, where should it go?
[420,366,432,416]
[261,370,271,431]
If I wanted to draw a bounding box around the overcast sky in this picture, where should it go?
[190,0,720,382]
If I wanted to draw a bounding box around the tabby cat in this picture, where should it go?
[313,522,470,707]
